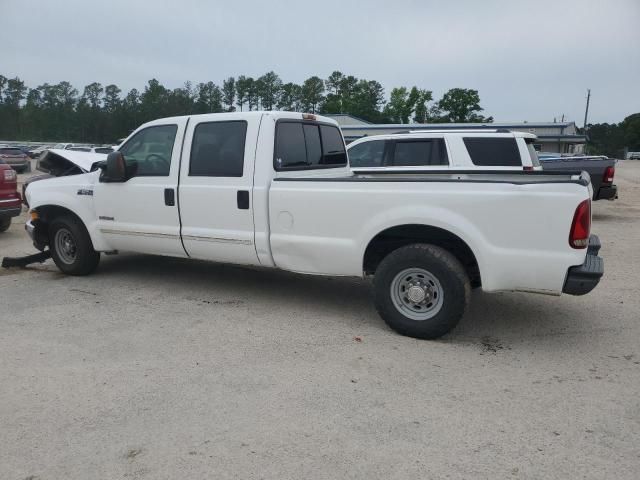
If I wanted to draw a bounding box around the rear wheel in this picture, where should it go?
[49,215,100,275]
[0,217,11,233]
[374,244,470,339]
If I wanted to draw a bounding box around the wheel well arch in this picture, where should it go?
[32,205,87,248]
[36,204,84,224]
[363,224,481,287]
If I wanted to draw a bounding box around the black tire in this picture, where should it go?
[49,215,100,275]
[374,243,470,339]
[0,217,11,233]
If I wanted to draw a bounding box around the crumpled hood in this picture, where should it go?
[37,149,107,174]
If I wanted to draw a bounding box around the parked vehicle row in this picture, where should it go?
[23,112,604,339]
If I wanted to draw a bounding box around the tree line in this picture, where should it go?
[584,113,640,157]
[0,71,492,143]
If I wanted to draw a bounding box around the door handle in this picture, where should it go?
[237,190,249,209]
[164,188,175,206]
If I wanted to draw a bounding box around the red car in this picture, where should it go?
[0,162,22,232]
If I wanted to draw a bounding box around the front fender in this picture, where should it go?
[27,174,111,251]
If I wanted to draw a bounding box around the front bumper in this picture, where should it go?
[563,235,604,295]
[596,184,618,201]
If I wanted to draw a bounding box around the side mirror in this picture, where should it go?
[100,151,127,182]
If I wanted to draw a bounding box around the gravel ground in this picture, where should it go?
[1,161,639,479]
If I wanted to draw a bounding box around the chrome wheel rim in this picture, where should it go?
[390,268,444,321]
[54,228,77,264]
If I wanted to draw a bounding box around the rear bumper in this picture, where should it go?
[0,196,22,217]
[0,206,22,218]
[563,235,604,295]
[596,184,618,200]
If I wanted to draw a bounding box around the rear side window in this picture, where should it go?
[348,140,386,168]
[190,121,247,177]
[275,121,347,170]
[392,139,448,167]
[463,137,521,167]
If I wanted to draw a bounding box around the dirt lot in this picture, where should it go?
[1,162,639,479]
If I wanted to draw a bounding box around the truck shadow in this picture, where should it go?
[94,254,597,348]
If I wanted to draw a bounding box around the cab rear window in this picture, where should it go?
[463,137,521,167]
[275,121,347,171]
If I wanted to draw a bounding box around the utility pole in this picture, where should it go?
[583,89,591,130]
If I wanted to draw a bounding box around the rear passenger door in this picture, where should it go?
[178,115,260,265]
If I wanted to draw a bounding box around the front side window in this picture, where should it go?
[119,124,178,176]
[275,121,347,170]
[463,137,521,167]
[189,121,247,177]
[392,139,448,167]
[348,140,386,168]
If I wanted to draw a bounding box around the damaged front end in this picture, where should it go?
[23,149,106,207]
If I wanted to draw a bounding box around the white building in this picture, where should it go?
[325,114,586,154]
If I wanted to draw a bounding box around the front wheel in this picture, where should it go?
[374,244,470,339]
[49,215,100,275]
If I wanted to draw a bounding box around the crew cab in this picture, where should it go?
[347,130,541,172]
[0,162,22,232]
[23,112,604,339]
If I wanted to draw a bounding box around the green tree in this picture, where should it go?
[301,76,325,113]
[245,78,258,111]
[195,81,222,113]
[620,113,640,151]
[256,71,282,110]
[383,87,411,123]
[350,80,385,122]
[436,88,492,123]
[222,77,235,111]
[103,84,121,113]
[235,75,250,111]
[413,89,433,123]
[277,83,302,111]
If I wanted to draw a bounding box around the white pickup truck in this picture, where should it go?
[24,112,604,339]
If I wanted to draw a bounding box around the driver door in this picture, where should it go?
[93,120,188,257]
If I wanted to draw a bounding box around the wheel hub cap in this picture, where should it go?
[390,268,444,321]
[407,285,427,303]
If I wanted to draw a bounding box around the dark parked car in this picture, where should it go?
[539,156,618,201]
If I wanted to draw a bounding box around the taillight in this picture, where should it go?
[569,199,591,249]
[523,166,534,171]
[4,169,17,181]
[603,166,615,184]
